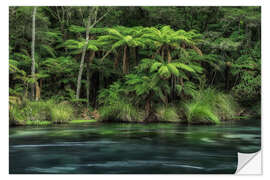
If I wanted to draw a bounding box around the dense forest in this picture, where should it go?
[9,6,261,126]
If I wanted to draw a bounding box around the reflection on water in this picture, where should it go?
[9,119,261,174]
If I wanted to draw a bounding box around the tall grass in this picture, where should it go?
[184,88,238,124]
[155,105,180,122]
[50,102,74,124]
[98,100,144,122]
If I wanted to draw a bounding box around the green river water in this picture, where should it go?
[9,119,261,174]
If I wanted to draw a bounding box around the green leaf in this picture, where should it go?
[158,65,171,79]
[150,62,162,72]
[167,63,180,77]
[173,62,195,73]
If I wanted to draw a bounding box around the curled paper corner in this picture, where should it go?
[235,150,262,175]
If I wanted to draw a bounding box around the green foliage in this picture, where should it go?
[231,44,261,104]
[98,81,126,106]
[9,7,260,124]
[125,73,170,105]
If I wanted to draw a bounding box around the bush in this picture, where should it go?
[184,88,238,124]
[155,105,180,122]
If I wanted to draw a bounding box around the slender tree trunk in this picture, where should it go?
[76,14,91,99]
[123,46,128,74]
[31,7,37,101]
[86,51,95,107]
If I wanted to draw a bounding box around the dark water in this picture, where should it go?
[9,119,261,174]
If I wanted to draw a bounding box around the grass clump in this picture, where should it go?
[50,102,74,124]
[184,88,238,124]
[155,105,180,122]
[98,100,144,122]
[185,103,220,124]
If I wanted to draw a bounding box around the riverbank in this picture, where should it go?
[23,119,98,126]
[9,89,259,127]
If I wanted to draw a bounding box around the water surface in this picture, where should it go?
[9,119,261,174]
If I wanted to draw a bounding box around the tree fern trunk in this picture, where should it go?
[167,46,172,63]
[161,45,165,60]
[31,7,37,100]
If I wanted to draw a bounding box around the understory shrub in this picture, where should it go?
[184,88,238,124]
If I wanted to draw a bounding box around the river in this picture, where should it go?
[9,119,261,174]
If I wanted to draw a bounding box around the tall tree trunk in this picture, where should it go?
[31,7,37,101]
[86,51,95,107]
[76,13,91,99]
[123,46,128,74]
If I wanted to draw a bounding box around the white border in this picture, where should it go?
[1,0,269,179]
[8,0,263,6]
